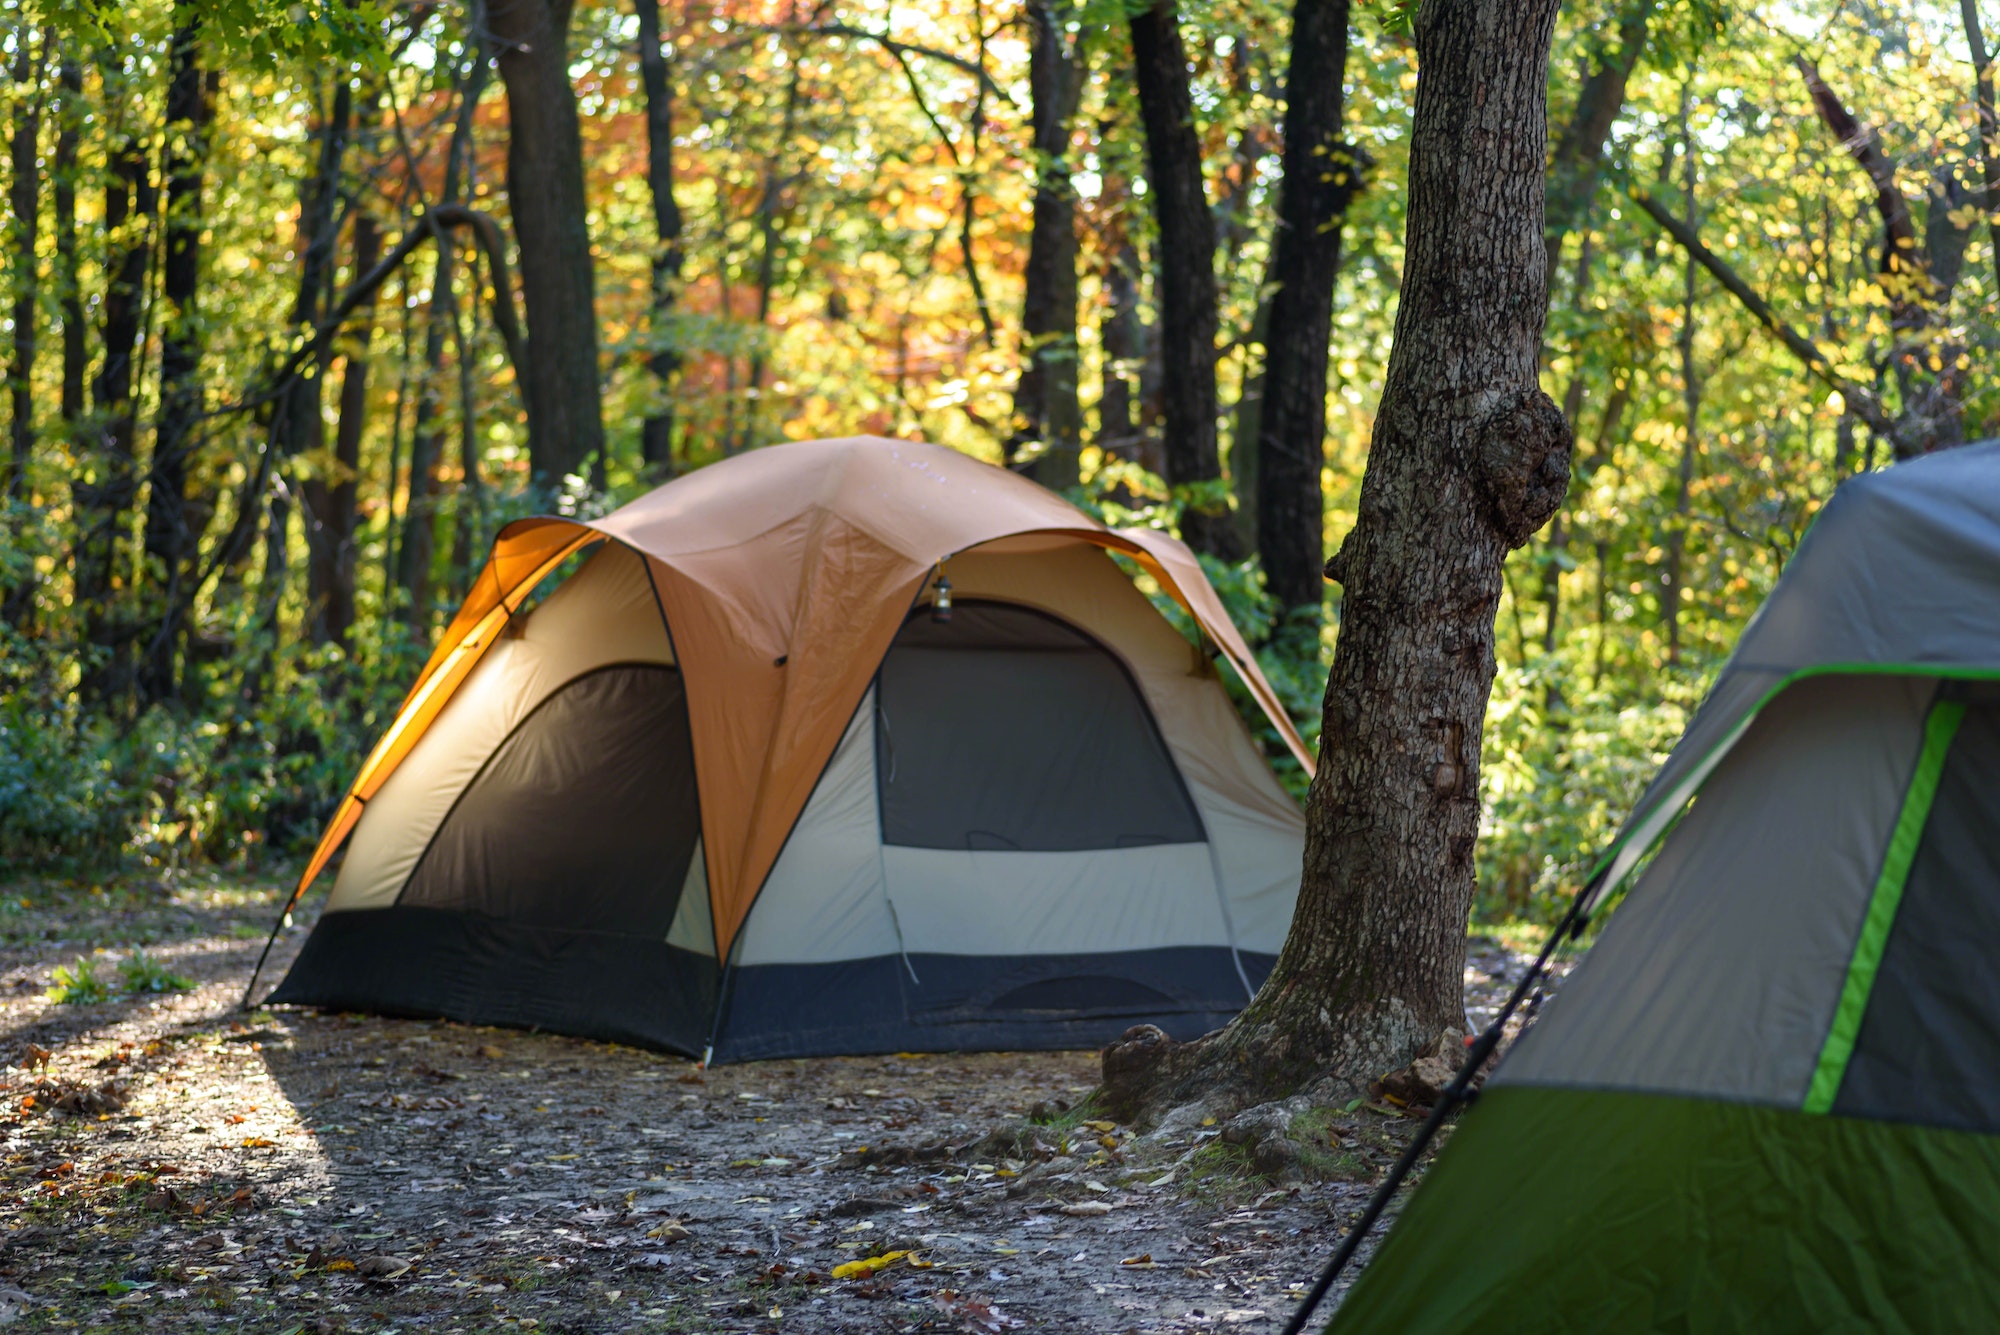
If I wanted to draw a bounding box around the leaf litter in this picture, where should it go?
[0,871,1561,1331]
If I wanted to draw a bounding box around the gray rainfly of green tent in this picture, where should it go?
[1328,441,2000,1331]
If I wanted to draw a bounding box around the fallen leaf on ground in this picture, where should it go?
[645,1220,691,1242]
[1060,1201,1112,1217]
[831,1249,908,1279]
[354,1254,413,1279]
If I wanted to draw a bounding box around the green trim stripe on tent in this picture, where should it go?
[1803,698,1965,1115]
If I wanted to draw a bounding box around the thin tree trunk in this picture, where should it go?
[310,208,382,647]
[1129,0,1238,560]
[1254,0,1356,616]
[488,0,603,482]
[1008,0,1082,490]
[1099,232,1143,462]
[138,17,211,703]
[1104,0,1571,1119]
[76,57,156,701]
[265,79,353,662]
[1664,87,1697,666]
[382,274,416,604]
[634,0,684,471]
[448,239,486,595]
[1966,1,2000,302]
[54,60,82,434]
[398,48,487,627]
[1,31,42,626]
[1543,0,1655,290]
[744,52,805,453]
[274,81,351,467]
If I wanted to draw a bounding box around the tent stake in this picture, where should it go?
[1278,880,1593,1335]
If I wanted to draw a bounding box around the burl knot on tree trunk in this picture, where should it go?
[1472,387,1573,548]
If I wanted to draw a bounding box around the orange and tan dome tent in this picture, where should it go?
[259,436,1311,1059]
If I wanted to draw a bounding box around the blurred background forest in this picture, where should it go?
[0,0,1991,922]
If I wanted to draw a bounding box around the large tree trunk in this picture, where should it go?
[138,18,211,703]
[1008,0,1083,491]
[487,0,603,483]
[1253,0,1356,616]
[633,0,684,472]
[1129,0,1238,560]
[1104,0,1570,1121]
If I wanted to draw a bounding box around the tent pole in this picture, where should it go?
[1278,875,1596,1335]
[240,891,302,1011]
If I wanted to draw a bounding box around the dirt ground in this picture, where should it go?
[0,870,1561,1333]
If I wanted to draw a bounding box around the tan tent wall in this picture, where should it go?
[323,543,678,916]
[283,437,1312,961]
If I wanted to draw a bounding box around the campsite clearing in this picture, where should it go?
[0,870,1551,1333]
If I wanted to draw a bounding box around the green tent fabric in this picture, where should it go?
[1330,442,2000,1333]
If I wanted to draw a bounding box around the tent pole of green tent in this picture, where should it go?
[1278,875,1598,1335]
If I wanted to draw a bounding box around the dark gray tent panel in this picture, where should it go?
[876,602,1205,852]
[402,664,703,934]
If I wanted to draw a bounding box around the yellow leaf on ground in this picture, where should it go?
[241,1137,275,1148]
[831,1250,908,1279]
[1082,1120,1116,1132]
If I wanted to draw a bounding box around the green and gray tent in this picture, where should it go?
[1331,441,2000,1332]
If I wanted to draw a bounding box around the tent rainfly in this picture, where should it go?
[265,437,1311,1062]
[1330,440,2000,1330]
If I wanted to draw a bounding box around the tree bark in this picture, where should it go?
[1663,89,1698,665]
[633,0,684,472]
[1964,0,2000,302]
[1103,0,1570,1121]
[1008,0,1082,491]
[138,17,212,703]
[1098,234,1143,461]
[273,81,352,471]
[53,59,82,432]
[743,51,805,454]
[1,31,42,626]
[1129,0,1238,560]
[488,0,604,483]
[1253,0,1356,615]
[398,49,490,628]
[75,54,156,701]
[308,207,382,648]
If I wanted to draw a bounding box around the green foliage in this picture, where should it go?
[118,949,194,995]
[0,616,428,873]
[46,956,115,1005]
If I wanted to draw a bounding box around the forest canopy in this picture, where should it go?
[1,0,1991,922]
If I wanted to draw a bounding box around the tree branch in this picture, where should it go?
[1794,57,1920,282]
[1627,186,1894,436]
[209,204,524,423]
